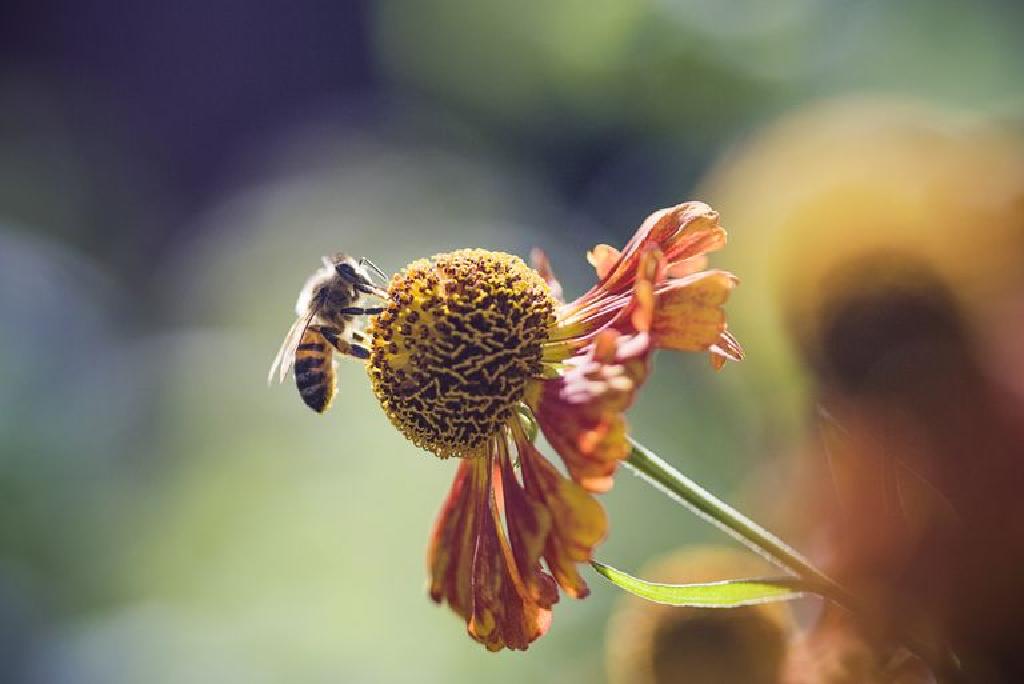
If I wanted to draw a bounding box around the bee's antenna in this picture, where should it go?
[359,257,387,280]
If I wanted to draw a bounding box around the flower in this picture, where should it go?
[366,201,741,651]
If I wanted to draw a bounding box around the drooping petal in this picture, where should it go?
[528,329,651,493]
[468,493,554,650]
[495,445,560,609]
[516,433,609,599]
[428,458,480,622]
[429,448,556,652]
[468,457,555,651]
[466,488,505,650]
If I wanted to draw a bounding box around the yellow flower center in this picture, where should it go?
[367,249,557,459]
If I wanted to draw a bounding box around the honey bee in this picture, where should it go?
[268,254,387,413]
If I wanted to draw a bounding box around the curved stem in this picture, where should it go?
[625,438,852,605]
[624,437,959,680]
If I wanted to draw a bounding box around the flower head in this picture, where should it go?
[366,202,741,650]
[368,249,556,459]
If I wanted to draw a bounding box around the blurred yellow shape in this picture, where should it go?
[606,546,795,684]
[701,96,1024,381]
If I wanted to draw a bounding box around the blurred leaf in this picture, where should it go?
[591,560,807,607]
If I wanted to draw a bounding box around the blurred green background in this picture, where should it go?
[1,1,1022,682]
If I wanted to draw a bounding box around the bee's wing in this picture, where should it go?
[268,310,317,385]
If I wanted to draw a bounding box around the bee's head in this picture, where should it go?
[319,254,358,281]
[334,260,360,284]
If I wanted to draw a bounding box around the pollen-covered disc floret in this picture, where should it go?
[367,249,557,458]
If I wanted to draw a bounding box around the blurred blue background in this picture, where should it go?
[1,1,1022,682]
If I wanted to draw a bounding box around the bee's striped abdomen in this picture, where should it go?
[294,329,336,413]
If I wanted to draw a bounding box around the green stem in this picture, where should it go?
[625,438,853,606]
[624,437,958,679]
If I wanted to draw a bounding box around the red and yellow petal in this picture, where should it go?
[625,248,663,335]
[495,447,560,609]
[555,207,740,370]
[579,202,726,301]
[429,447,557,652]
[468,479,554,651]
[528,329,651,493]
[710,329,744,369]
[667,254,709,278]
[649,271,743,370]
[428,458,480,622]
[516,432,608,599]
[607,251,742,369]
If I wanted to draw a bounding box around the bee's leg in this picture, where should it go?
[309,325,371,360]
[308,324,341,349]
[344,343,371,360]
[355,282,389,298]
[339,306,385,316]
[344,330,372,360]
